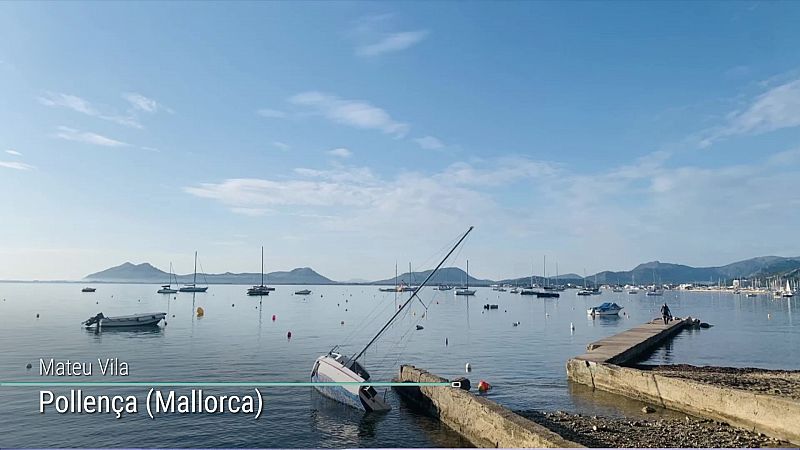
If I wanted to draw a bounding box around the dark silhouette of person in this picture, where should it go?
[660,303,672,325]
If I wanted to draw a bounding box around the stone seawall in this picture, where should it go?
[394,365,583,448]
[567,319,800,445]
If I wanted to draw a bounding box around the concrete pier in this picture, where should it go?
[567,319,800,445]
[395,365,583,448]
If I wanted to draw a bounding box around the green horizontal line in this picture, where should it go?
[0,381,451,388]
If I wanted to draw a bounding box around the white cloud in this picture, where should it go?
[38,92,97,115]
[699,78,800,147]
[356,30,428,57]
[257,108,288,119]
[356,30,429,57]
[54,126,128,147]
[38,92,142,129]
[123,92,171,114]
[414,135,444,150]
[289,91,409,137]
[5,149,22,156]
[0,161,34,170]
[327,147,352,158]
[273,141,291,151]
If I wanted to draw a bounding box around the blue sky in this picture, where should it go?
[2,1,800,281]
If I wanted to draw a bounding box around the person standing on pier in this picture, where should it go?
[660,303,672,325]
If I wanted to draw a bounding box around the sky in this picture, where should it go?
[2,1,800,281]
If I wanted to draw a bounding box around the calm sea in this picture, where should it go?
[0,283,797,447]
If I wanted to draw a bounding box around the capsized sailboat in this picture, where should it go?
[311,226,474,412]
[179,251,208,292]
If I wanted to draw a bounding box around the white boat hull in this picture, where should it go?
[85,312,166,328]
[310,354,390,412]
[455,289,475,296]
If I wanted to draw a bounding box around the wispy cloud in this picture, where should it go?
[273,141,291,151]
[257,108,288,119]
[697,78,800,148]
[357,30,429,57]
[0,161,35,171]
[54,126,128,147]
[289,91,409,137]
[5,149,22,156]
[414,135,444,150]
[38,92,143,129]
[123,92,172,114]
[327,147,352,158]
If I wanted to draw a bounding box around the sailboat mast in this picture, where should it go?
[466,259,470,289]
[543,255,547,288]
[193,251,197,285]
[261,246,264,286]
[352,226,474,362]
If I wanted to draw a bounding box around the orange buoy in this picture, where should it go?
[287,331,292,339]
[478,380,491,392]
[196,307,204,317]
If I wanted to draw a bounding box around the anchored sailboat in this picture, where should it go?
[311,226,474,412]
[247,246,272,296]
[158,262,178,294]
[455,259,476,296]
[179,251,208,292]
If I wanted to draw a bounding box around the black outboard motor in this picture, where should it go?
[82,312,105,327]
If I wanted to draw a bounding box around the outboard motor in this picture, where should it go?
[82,312,105,327]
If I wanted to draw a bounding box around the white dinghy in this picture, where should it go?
[82,312,166,328]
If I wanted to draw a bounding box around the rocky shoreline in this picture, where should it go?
[632,364,800,400]
[517,410,789,448]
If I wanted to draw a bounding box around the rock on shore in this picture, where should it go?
[517,410,789,448]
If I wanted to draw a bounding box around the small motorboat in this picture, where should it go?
[509,288,519,294]
[520,289,537,296]
[81,287,96,293]
[455,288,475,296]
[82,312,166,328]
[746,292,758,297]
[577,289,593,296]
[295,289,311,295]
[536,291,559,298]
[588,302,623,316]
[612,287,624,292]
[483,304,499,309]
[436,285,453,291]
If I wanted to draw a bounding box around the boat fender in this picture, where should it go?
[196,307,204,317]
[453,377,470,391]
[287,331,292,339]
[477,380,491,392]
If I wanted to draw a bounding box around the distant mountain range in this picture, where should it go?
[591,256,800,285]
[81,256,800,286]
[85,262,335,285]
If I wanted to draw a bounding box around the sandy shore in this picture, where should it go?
[632,364,800,400]
[517,410,789,448]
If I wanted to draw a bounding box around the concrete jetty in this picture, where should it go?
[395,365,583,448]
[567,318,800,445]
